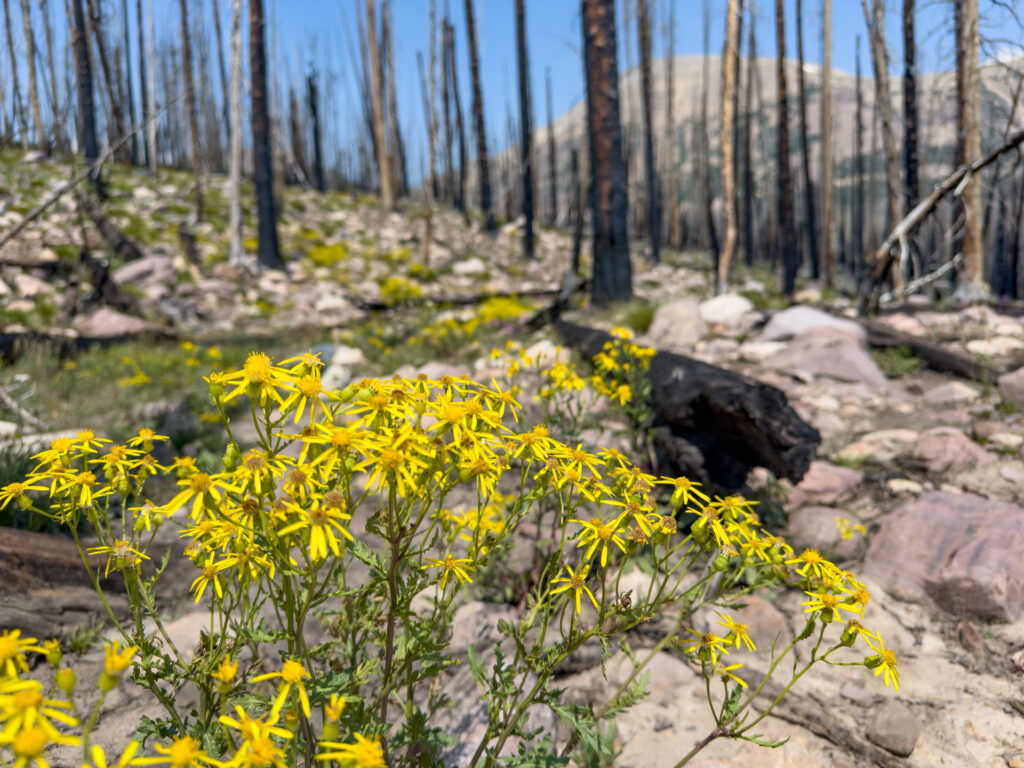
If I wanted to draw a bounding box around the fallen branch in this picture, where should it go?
[879,254,963,305]
[859,128,1024,313]
[74,190,145,262]
[0,384,43,430]
[861,318,1000,382]
[351,283,575,312]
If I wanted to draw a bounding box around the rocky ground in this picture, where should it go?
[3,150,1024,766]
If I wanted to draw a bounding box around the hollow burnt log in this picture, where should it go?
[555,320,820,489]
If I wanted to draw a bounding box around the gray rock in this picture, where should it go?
[113,254,176,287]
[922,381,979,406]
[866,701,921,757]
[698,293,754,327]
[75,308,154,338]
[966,336,1024,356]
[997,366,1024,409]
[863,491,1024,621]
[645,298,706,349]
[13,272,52,298]
[763,327,889,387]
[835,429,918,465]
[760,305,864,342]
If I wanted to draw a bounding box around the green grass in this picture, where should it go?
[871,345,923,378]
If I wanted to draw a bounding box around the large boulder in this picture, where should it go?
[74,308,155,338]
[762,327,889,387]
[836,429,918,465]
[760,305,864,342]
[863,491,1024,621]
[645,298,706,350]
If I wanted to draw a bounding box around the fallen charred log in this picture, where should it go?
[555,320,820,490]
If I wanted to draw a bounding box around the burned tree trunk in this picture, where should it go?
[742,9,756,266]
[383,1,407,196]
[546,70,556,226]
[854,35,865,269]
[210,0,231,168]
[822,0,834,288]
[3,0,26,149]
[249,0,284,270]
[440,18,455,201]
[120,0,136,163]
[178,0,203,219]
[637,0,659,263]
[582,0,631,305]
[776,0,798,297]
[556,320,820,490]
[446,22,467,213]
[464,0,495,232]
[71,0,100,190]
[365,0,393,211]
[796,0,819,280]
[41,0,61,151]
[954,0,985,299]
[307,71,325,193]
[86,0,128,159]
[516,0,535,259]
[227,0,243,264]
[19,0,47,153]
[862,0,902,237]
[902,0,919,210]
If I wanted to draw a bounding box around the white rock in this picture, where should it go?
[988,432,1024,451]
[887,478,924,495]
[966,336,1024,356]
[698,293,754,326]
[524,339,572,365]
[760,304,864,341]
[13,273,52,298]
[0,421,18,439]
[452,257,487,276]
[645,298,706,350]
[737,340,786,362]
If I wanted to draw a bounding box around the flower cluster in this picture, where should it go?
[0,347,896,768]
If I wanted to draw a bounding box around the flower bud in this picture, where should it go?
[712,554,730,572]
[208,379,224,398]
[15,495,32,510]
[98,672,119,691]
[44,640,62,666]
[863,654,882,670]
[56,668,75,694]
[795,617,817,642]
[839,625,858,648]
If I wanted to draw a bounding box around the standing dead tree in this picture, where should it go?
[19,0,46,153]
[718,0,739,291]
[71,0,100,190]
[637,0,659,263]
[179,0,204,219]
[546,70,556,226]
[365,0,394,211]
[446,21,467,213]
[795,0,819,279]
[3,0,26,148]
[776,0,798,298]
[861,0,902,240]
[249,0,284,270]
[954,0,985,299]
[382,1,407,196]
[464,0,496,232]
[582,0,631,305]
[516,0,535,259]
[822,0,834,288]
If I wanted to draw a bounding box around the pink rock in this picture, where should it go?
[906,427,993,475]
[788,460,863,507]
[74,308,154,338]
[863,491,1024,621]
[763,327,890,387]
[998,366,1024,409]
[786,505,867,561]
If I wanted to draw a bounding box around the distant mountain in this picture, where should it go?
[483,54,1024,228]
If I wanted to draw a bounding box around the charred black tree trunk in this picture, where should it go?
[776,0,798,297]
[854,36,865,271]
[903,0,919,209]
[136,0,149,167]
[582,0,631,305]
[120,0,136,163]
[516,0,535,259]
[637,0,659,263]
[179,0,203,219]
[464,0,496,232]
[71,0,100,191]
[249,0,283,270]
[441,18,455,202]
[795,0,819,279]
[546,70,557,226]
[445,21,467,212]
[571,145,583,274]
[742,4,756,266]
[307,70,326,192]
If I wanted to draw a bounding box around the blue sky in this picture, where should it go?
[10,1,1023,171]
